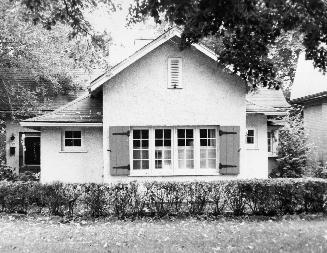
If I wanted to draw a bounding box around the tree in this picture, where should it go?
[128,0,327,89]
[270,107,315,178]
[0,0,112,119]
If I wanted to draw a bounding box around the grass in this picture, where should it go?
[0,214,327,252]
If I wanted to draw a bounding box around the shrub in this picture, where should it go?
[0,179,327,218]
[83,183,108,218]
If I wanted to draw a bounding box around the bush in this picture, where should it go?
[0,179,327,218]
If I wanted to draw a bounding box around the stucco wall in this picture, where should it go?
[102,39,253,182]
[40,127,103,183]
[245,114,268,178]
[5,121,40,173]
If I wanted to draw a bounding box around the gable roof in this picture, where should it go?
[291,54,327,103]
[21,94,102,126]
[246,88,290,115]
[88,27,218,92]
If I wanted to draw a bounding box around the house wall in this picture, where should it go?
[101,39,266,182]
[40,127,103,183]
[303,102,327,163]
[5,121,40,173]
[245,114,268,178]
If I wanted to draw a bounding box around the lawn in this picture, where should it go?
[0,214,327,253]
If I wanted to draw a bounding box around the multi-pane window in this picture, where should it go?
[155,129,172,169]
[200,129,217,169]
[246,129,255,144]
[177,129,194,169]
[64,131,82,147]
[133,130,149,170]
[131,127,219,174]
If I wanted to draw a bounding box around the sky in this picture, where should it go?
[87,0,163,65]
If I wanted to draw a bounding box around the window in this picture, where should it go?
[200,129,217,169]
[168,58,182,88]
[246,129,255,145]
[177,129,194,169]
[267,130,278,156]
[133,130,149,170]
[130,127,218,175]
[155,129,172,169]
[64,131,82,147]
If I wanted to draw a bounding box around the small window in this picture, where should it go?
[246,129,255,145]
[168,58,182,88]
[133,130,149,170]
[64,131,82,147]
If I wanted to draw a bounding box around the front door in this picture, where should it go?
[20,133,40,173]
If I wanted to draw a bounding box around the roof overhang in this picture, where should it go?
[246,111,288,116]
[291,91,327,104]
[20,122,103,127]
[88,27,218,92]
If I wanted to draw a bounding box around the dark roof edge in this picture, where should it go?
[291,91,327,104]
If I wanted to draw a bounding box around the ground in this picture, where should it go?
[0,214,327,253]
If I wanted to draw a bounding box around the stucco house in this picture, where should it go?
[291,54,327,164]
[20,28,289,183]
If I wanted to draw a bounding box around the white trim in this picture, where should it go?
[21,122,102,127]
[246,128,257,149]
[61,128,85,152]
[89,27,218,92]
[129,126,220,177]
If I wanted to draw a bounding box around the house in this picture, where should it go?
[1,69,94,174]
[20,28,289,183]
[291,54,327,164]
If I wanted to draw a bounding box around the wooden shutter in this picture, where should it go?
[168,58,182,88]
[219,126,240,175]
[109,126,130,176]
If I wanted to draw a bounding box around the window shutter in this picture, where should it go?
[109,126,130,176]
[219,126,240,175]
[168,58,182,88]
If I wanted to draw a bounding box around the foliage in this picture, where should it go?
[0,0,111,119]
[129,0,327,89]
[1,179,327,218]
[0,165,39,182]
[271,107,315,178]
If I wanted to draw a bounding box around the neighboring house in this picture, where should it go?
[1,69,93,174]
[291,54,327,164]
[21,28,289,183]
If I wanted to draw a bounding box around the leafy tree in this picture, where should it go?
[0,0,112,119]
[270,107,315,178]
[128,0,327,89]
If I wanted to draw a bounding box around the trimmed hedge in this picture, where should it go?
[0,179,327,218]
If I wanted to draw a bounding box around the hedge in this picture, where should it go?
[0,179,327,218]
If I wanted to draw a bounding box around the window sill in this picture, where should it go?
[129,169,220,177]
[268,154,278,158]
[59,150,88,153]
[246,147,259,150]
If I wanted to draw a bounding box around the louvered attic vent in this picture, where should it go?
[168,58,182,88]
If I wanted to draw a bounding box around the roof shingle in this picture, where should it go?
[23,94,102,123]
